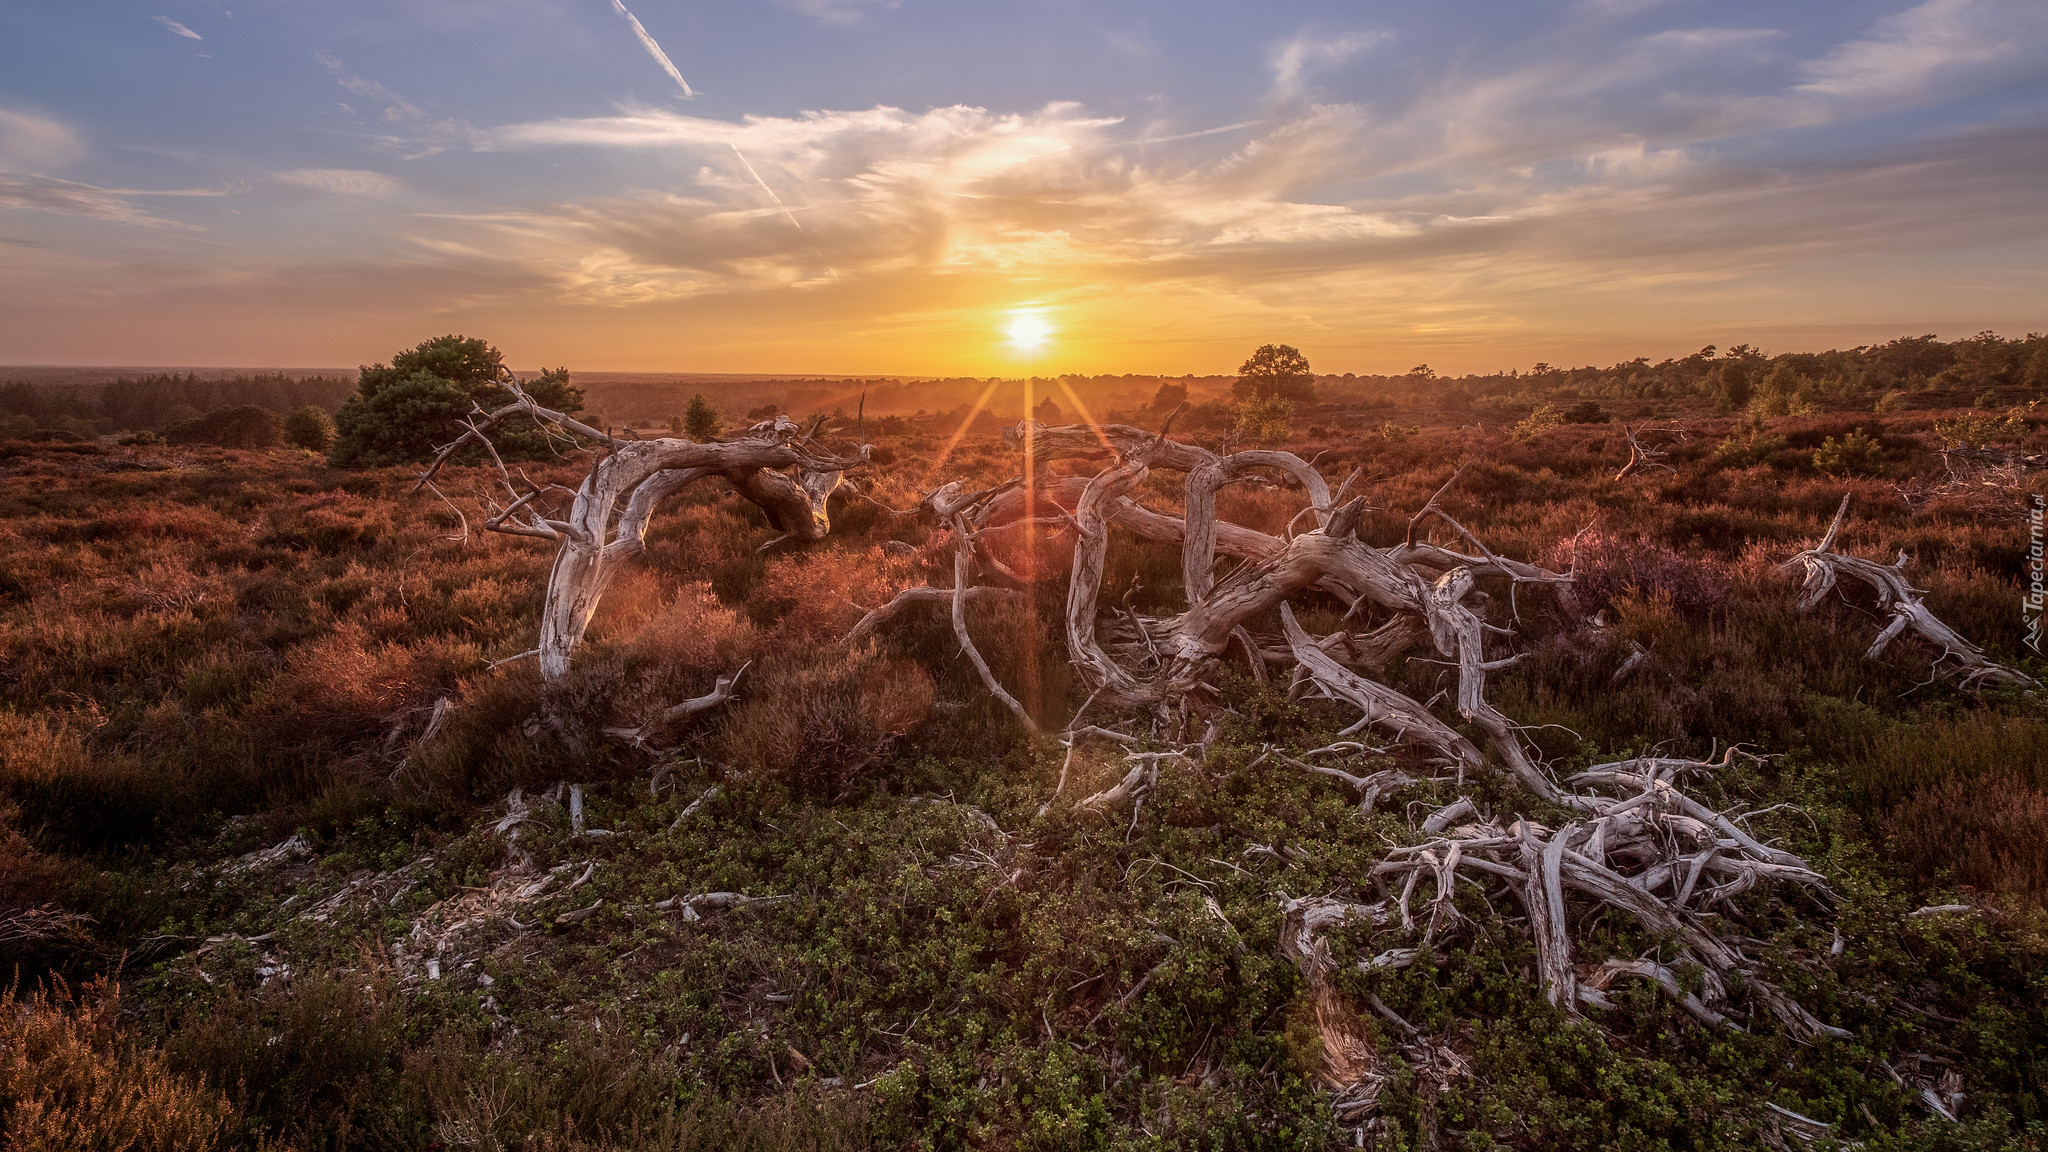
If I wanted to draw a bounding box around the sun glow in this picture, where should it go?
[1004,309,1053,355]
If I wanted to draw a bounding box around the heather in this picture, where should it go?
[1,341,2046,1150]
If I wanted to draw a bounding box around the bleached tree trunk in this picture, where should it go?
[417,390,866,688]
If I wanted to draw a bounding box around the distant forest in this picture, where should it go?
[3,331,2043,444]
[577,331,2048,429]
[0,372,353,440]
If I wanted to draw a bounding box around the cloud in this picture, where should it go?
[275,168,402,197]
[608,0,695,99]
[315,51,479,157]
[1797,0,2048,106]
[769,0,900,26]
[1268,31,1389,102]
[0,108,86,171]
[456,81,2048,316]
[0,175,196,227]
[153,15,203,40]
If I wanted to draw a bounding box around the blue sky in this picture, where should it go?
[1,0,2044,373]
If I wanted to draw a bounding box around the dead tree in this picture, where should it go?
[851,418,1864,1084]
[1779,494,2032,689]
[416,380,871,740]
[1614,422,1678,481]
[1001,424,1575,791]
[1275,749,1848,1064]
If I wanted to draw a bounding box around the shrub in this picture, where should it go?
[329,335,584,467]
[1812,429,1884,476]
[1542,530,1730,610]
[1974,389,2001,409]
[1932,412,2012,449]
[1511,402,1563,439]
[1713,416,1786,467]
[1874,390,1906,414]
[283,405,336,452]
[1890,774,2048,896]
[0,976,236,1151]
[165,404,284,449]
[166,973,403,1145]
[1561,399,1609,423]
[685,393,725,440]
[724,652,935,795]
[1231,394,1295,444]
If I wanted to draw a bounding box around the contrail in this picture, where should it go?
[731,144,841,280]
[609,0,695,98]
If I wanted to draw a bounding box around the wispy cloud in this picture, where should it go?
[0,174,234,227]
[770,0,900,27]
[316,52,479,157]
[153,15,203,40]
[609,0,695,99]
[462,27,2048,315]
[275,168,402,197]
[0,108,86,171]
[1797,0,2048,106]
[1268,31,1389,102]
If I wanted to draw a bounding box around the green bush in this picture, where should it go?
[165,404,283,449]
[283,405,336,453]
[1713,417,1787,466]
[1232,394,1296,443]
[1512,402,1564,439]
[685,393,725,440]
[328,335,583,467]
[1812,429,1885,476]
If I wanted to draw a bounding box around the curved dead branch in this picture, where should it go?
[1614,422,1678,481]
[420,384,869,687]
[1779,494,2032,689]
[600,662,750,750]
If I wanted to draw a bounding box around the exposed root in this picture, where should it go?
[1327,762,1846,1043]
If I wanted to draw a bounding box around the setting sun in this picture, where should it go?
[1005,310,1053,355]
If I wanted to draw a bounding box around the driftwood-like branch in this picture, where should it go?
[844,585,1026,648]
[420,386,868,687]
[1282,604,1490,779]
[1614,422,1677,481]
[931,481,1043,735]
[1322,764,1850,1043]
[601,661,750,750]
[1778,494,2032,688]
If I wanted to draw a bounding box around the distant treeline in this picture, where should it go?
[577,332,2048,428]
[0,372,352,438]
[1325,331,2048,412]
[6,331,2043,443]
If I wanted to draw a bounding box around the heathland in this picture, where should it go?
[2,331,2046,1151]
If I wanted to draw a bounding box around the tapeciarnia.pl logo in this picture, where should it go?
[2027,493,2045,654]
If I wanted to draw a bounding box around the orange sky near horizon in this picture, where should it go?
[2,3,2044,377]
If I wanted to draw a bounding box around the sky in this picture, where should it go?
[1,0,2045,376]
